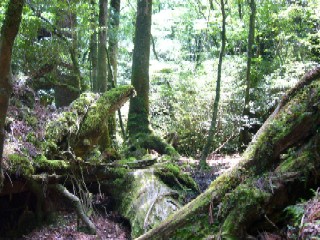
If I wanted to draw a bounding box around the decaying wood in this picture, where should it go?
[45,85,134,158]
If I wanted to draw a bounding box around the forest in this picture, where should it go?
[0,0,319,239]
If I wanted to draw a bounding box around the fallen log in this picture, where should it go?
[136,66,320,239]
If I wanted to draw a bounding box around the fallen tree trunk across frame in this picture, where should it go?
[136,66,320,239]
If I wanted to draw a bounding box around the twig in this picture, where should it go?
[264,214,279,230]
[51,184,96,234]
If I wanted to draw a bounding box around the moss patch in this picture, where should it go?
[125,133,178,158]
[7,154,34,176]
[154,163,199,192]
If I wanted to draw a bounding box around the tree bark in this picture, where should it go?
[90,1,98,92]
[0,0,25,189]
[108,0,121,86]
[239,0,256,150]
[107,0,121,142]
[127,0,153,136]
[97,0,109,93]
[200,0,226,166]
[136,66,320,239]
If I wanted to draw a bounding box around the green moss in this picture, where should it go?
[79,85,134,136]
[126,133,179,158]
[170,212,218,239]
[34,156,70,171]
[45,111,79,143]
[155,163,199,192]
[8,154,34,176]
[220,184,270,238]
[277,140,316,175]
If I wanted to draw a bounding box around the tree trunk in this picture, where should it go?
[127,0,153,136]
[0,0,25,189]
[90,17,98,92]
[97,0,108,93]
[108,0,121,86]
[239,0,256,150]
[136,67,320,239]
[200,0,226,166]
[107,0,121,142]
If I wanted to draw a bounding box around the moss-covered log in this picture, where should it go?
[136,66,320,239]
[45,85,134,158]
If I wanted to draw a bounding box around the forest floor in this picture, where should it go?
[179,154,242,192]
[22,154,241,240]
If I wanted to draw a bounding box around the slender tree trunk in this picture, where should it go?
[200,0,226,166]
[238,0,242,19]
[108,0,120,86]
[107,0,121,141]
[0,0,25,189]
[127,0,153,136]
[239,0,256,150]
[97,0,108,93]
[90,0,98,92]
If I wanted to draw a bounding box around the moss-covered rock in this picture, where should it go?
[154,163,199,193]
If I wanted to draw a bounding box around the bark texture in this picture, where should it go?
[136,66,320,239]
[127,0,153,136]
[97,0,108,92]
[0,0,25,188]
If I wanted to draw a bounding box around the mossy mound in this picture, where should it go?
[154,163,199,193]
[125,133,178,158]
[7,154,34,177]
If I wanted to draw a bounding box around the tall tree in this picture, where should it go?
[239,0,256,150]
[90,0,98,92]
[127,0,153,136]
[97,0,108,92]
[107,0,121,141]
[0,0,25,188]
[108,0,121,85]
[200,0,227,166]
